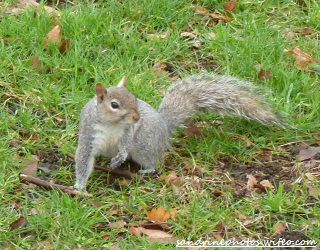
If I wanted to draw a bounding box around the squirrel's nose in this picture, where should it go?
[132,112,140,122]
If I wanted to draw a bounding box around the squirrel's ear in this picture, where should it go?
[117,76,127,88]
[96,82,107,103]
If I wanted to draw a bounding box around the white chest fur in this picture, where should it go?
[92,123,126,158]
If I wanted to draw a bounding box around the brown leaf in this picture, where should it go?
[208,13,230,22]
[192,5,229,22]
[21,155,39,177]
[224,0,237,12]
[297,28,315,36]
[1,37,14,42]
[55,117,65,122]
[246,174,258,191]
[259,179,272,189]
[129,227,143,237]
[10,216,27,230]
[211,223,225,239]
[31,57,42,70]
[101,234,110,240]
[59,39,70,54]
[273,222,286,236]
[110,209,118,216]
[17,0,60,15]
[155,62,170,70]
[146,207,176,222]
[192,5,209,15]
[297,146,320,161]
[212,190,223,197]
[43,25,61,46]
[129,227,176,243]
[285,47,318,70]
[258,68,272,81]
[166,172,182,186]
[184,123,202,137]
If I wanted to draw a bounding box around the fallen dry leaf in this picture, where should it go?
[31,57,42,70]
[18,0,60,15]
[55,117,65,123]
[285,47,318,71]
[184,123,203,137]
[211,223,225,240]
[297,146,320,161]
[296,28,315,36]
[166,172,182,186]
[10,216,27,230]
[246,174,258,190]
[129,227,177,244]
[109,209,118,216]
[273,222,286,236]
[59,39,70,54]
[146,207,176,222]
[21,155,39,177]
[43,25,61,46]
[208,12,230,22]
[307,184,320,198]
[192,5,229,22]
[101,234,110,240]
[258,68,272,81]
[224,0,237,12]
[192,5,209,15]
[259,179,272,189]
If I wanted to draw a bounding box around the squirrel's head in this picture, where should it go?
[95,76,140,125]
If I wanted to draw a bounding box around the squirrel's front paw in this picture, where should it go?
[110,156,124,170]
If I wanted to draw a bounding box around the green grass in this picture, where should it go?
[1,0,320,249]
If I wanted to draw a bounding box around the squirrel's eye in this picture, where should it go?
[111,102,119,109]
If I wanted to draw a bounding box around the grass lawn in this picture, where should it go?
[0,0,319,249]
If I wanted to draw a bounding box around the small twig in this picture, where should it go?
[94,165,141,180]
[66,152,142,180]
[19,174,92,197]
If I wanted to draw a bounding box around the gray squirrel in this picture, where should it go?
[74,74,283,191]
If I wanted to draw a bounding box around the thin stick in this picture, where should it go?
[94,165,141,180]
[66,152,142,180]
[19,174,92,197]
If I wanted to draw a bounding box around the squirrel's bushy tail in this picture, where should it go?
[158,74,283,133]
